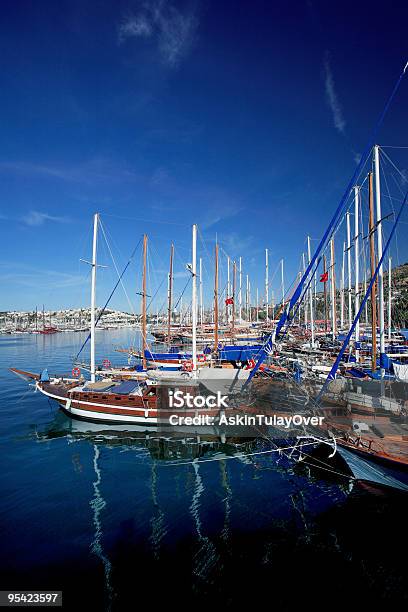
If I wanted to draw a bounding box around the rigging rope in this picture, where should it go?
[317,186,408,401]
[74,230,142,362]
[246,61,408,385]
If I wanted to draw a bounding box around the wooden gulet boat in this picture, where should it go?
[12,217,246,424]
[11,214,167,424]
[10,368,160,424]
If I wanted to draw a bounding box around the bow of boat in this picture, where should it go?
[9,367,40,381]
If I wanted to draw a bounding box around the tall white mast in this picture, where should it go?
[314,259,317,304]
[340,241,345,328]
[364,268,368,325]
[246,274,249,321]
[265,249,269,322]
[192,224,197,372]
[227,256,230,296]
[226,255,230,324]
[374,145,385,375]
[256,288,259,322]
[199,257,203,328]
[354,186,360,361]
[388,257,392,342]
[90,213,98,383]
[302,253,307,324]
[346,211,352,327]
[239,257,242,323]
[248,278,252,322]
[307,236,315,347]
[281,259,285,307]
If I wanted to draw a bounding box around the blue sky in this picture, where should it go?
[0,0,407,313]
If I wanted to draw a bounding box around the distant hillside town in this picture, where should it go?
[2,262,408,334]
[0,308,145,334]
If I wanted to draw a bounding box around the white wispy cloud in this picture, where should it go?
[173,270,189,279]
[0,262,87,289]
[202,232,255,258]
[21,211,71,227]
[218,233,255,255]
[200,196,242,231]
[118,1,199,68]
[119,13,153,38]
[0,158,141,185]
[323,52,346,134]
[353,151,361,165]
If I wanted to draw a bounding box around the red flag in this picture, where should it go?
[225,297,234,305]
[320,271,329,283]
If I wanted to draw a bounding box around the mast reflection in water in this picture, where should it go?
[2,331,408,610]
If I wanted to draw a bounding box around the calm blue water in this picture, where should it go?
[1,330,407,610]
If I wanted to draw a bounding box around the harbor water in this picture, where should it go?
[1,329,407,610]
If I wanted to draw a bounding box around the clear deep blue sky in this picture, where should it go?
[0,0,407,313]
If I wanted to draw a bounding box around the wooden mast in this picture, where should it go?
[142,234,148,371]
[232,260,236,333]
[330,238,337,340]
[167,243,174,346]
[368,172,377,372]
[214,243,219,350]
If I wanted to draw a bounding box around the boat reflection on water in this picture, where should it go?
[23,410,408,610]
[30,411,357,608]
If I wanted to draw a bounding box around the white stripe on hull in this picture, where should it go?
[37,383,158,424]
[59,402,158,424]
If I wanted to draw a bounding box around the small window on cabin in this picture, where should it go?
[115,396,121,400]
[102,395,107,400]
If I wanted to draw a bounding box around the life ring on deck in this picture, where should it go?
[102,358,111,368]
[182,360,194,372]
[72,367,81,378]
[198,354,206,363]
[245,359,256,370]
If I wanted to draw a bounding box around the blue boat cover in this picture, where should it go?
[83,382,116,392]
[399,329,408,341]
[347,367,367,379]
[145,350,191,360]
[144,345,263,362]
[218,347,262,361]
[112,381,141,395]
[222,344,262,351]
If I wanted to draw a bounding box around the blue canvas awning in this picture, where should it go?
[112,380,141,395]
[399,329,408,341]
